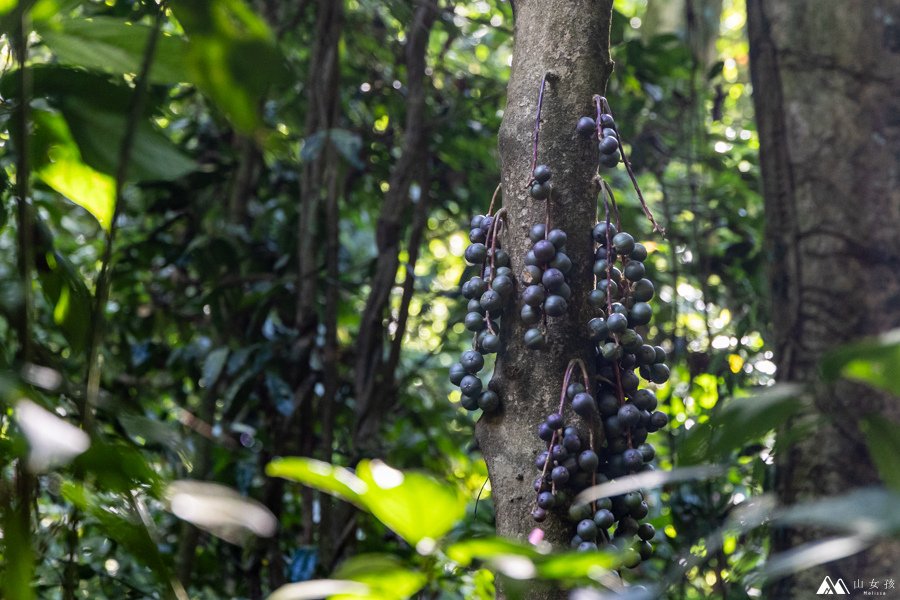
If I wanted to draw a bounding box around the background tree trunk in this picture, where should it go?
[476,1,614,597]
[748,1,900,597]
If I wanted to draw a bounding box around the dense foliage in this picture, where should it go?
[1,1,898,599]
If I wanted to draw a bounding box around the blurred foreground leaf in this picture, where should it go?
[860,415,900,491]
[268,458,466,546]
[821,329,900,395]
[166,480,277,544]
[37,16,190,84]
[330,554,427,599]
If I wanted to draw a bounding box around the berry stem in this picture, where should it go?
[487,182,502,217]
[481,207,507,336]
[529,73,550,181]
[596,95,665,236]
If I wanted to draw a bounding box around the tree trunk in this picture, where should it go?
[476,1,614,598]
[748,1,900,598]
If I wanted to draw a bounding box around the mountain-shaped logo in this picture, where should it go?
[817,576,850,595]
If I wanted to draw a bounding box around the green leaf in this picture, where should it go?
[36,17,190,84]
[32,219,92,352]
[31,109,116,229]
[821,329,900,396]
[860,416,900,491]
[170,0,290,133]
[61,98,196,182]
[61,482,175,591]
[535,551,619,580]
[203,347,230,388]
[678,384,806,465]
[73,440,161,494]
[266,457,367,507]
[446,537,540,567]
[267,458,466,546]
[331,554,427,600]
[355,460,467,546]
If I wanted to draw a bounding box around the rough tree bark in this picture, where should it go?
[476,1,614,598]
[748,2,900,598]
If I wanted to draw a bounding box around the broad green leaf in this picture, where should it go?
[170,0,290,133]
[39,156,115,228]
[356,459,467,546]
[266,457,367,507]
[31,109,115,229]
[331,554,426,600]
[446,537,541,566]
[821,329,900,396]
[268,458,466,546]
[62,99,196,182]
[0,0,15,17]
[860,415,900,491]
[37,17,190,84]
[678,384,806,465]
[535,551,619,580]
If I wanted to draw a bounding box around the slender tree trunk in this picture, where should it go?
[748,2,900,598]
[477,1,614,598]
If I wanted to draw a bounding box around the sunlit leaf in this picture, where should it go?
[535,551,619,580]
[678,384,806,464]
[267,580,371,600]
[166,480,277,544]
[266,457,367,507]
[446,537,541,566]
[331,554,426,600]
[355,459,467,546]
[14,399,90,472]
[37,17,190,84]
[821,329,900,396]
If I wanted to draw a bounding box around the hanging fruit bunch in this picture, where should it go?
[451,79,671,569]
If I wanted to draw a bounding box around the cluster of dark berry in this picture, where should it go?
[526,222,669,567]
[576,112,620,169]
[450,213,512,413]
[520,221,573,350]
[589,221,671,388]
